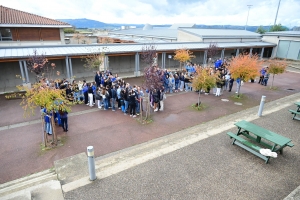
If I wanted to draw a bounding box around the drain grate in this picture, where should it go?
[287,89,295,91]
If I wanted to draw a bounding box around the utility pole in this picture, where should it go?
[245,5,253,30]
[274,0,281,26]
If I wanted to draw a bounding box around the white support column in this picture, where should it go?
[260,47,264,59]
[236,49,240,57]
[203,50,208,66]
[68,57,73,78]
[65,56,70,79]
[221,49,225,61]
[249,48,253,56]
[104,55,109,71]
[162,52,166,69]
[19,60,26,84]
[23,60,29,83]
[134,53,140,76]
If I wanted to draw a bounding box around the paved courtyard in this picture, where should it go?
[0,71,299,199]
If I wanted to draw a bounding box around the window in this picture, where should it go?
[0,28,13,41]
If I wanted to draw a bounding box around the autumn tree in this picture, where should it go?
[18,50,73,147]
[173,48,195,71]
[207,42,219,66]
[192,67,218,109]
[81,47,109,71]
[228,53,261,97]
[72,33,84,44]
[141,45,164,121]
[268,59,287,88]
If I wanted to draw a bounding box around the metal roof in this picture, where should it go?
[263,31,300,37]
[169,23,196,29]
[180,28,262,38]
[0,42,276,59]
[109,28,178,39]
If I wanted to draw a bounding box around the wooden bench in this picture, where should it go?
[289,109,300,120]
[227,120,294,163]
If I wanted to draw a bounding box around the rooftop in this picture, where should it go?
[109,28,178,39]
[0,41,276,59]
[180,28,262,38]
[264,31,300,37]
[0,5,72,28]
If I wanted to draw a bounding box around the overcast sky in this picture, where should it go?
[1,0,300,27]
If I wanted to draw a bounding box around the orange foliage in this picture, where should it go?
[228,54,262,81]
[173,48,195,63]
[192,67,218,91]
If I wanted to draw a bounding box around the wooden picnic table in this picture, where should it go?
[227,120,294,164]
[289,102,300,120]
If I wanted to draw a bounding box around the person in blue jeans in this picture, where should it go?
[42,108,52,135]
[59,110,68,132]
[111,85,117,111]
[135,86,144,115]
[124,84,130,114]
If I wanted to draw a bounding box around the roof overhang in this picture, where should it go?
[263,34,300,37]
[0,41,276,61]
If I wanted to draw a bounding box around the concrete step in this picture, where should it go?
[0,169,54,190]
[2,180,63,200]
[0,171,57,198]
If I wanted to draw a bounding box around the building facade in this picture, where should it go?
[0,5,278,93]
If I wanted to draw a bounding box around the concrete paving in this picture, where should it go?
[64,94,300,200]
[0,70,300,199]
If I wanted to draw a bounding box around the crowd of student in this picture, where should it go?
[42,58,263,135]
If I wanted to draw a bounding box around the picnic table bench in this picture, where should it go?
[227,120,294,164]
[289,102,300,120]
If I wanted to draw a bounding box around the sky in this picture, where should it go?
[1,0,300,27]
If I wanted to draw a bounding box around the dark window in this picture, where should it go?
[0,28,13,41]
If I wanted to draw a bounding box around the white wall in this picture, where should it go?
[203,38,261,43]
[262,35,300,58]
[177,30,202,42]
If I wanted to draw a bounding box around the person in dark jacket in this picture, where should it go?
[128,89,137,117]
[95,71,101,87]
[152,89,159,112]
[88,83,94,107]
[228,76,234,92]
[111,85,117,111]
[59,104,68,132]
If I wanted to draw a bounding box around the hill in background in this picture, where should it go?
[58,18,288,32]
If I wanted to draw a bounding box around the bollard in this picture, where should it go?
[258,96,266,117]
[87,146,96,181]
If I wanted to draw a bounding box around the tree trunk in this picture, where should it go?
[198,90,201,109]
[271,74,275,88]
[41,115,47,147]
[51,111,56,145]
[140,97,143,122]
[237,82,241,97]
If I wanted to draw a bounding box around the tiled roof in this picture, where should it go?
[0,5,71,27]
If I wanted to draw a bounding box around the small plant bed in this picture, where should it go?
[230,93,247,101]
[136,117,153,125]
[191,103,208,111]
[39,136,67,154]
[267,86,279,90]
